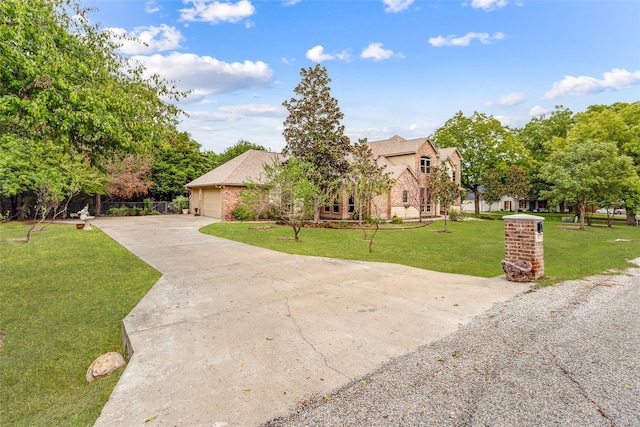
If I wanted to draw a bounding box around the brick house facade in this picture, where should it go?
[186,136,462,220]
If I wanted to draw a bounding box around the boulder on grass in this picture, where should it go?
[86,352,126,383]
[501,259,533,282]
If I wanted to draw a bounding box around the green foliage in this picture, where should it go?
[504,165,532,213]
[0,0,183,162]
[282,64,351,202]
[391,215,403,224]
[149,132,207,201]
[481,169,504,212]
[261,157,321,241]
[0,222,160,425]
[172,195,189,211]
[449,208,463,221]
[143,198,152,211]
[540,141,639,230]
[232,204,256,221]
[431,111,527,215]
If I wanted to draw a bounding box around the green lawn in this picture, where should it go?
[0,222,160,427]
[201,217,640,283]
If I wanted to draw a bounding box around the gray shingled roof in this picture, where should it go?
[186,150,280,187]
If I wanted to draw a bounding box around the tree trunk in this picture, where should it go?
[95,194,102,217]
[578,200,587,231]
[626,212,636,226]
[473,186,480,216]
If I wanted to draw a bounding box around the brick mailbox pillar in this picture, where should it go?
[503,214,544,280]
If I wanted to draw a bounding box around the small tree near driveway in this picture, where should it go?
[262,157,320,241]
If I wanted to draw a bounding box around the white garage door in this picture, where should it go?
[202,188,222,218]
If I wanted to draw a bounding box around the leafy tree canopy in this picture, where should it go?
[282,64,351,189]
[431,111,527,215]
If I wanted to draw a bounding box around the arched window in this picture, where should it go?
[420,156,431,174]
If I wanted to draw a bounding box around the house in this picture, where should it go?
[186,136,462,220]
[186,150,279,219]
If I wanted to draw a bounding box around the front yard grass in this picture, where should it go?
[0,222,160,427]
[201,218,640,283]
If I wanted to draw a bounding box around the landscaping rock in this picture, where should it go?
[501,259,533,282]
[86,352,126,383]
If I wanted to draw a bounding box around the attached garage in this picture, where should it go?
[193,187,220,218]
[186,150,278,220]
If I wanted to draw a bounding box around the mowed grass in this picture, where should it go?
[201,218,640,283]
[0,222,160,427]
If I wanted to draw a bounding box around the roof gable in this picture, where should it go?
[368,135,434,158]
[186,150,279,188]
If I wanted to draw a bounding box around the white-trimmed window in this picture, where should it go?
[420,156,431,174]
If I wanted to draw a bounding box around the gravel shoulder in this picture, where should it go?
[264,261,640,427]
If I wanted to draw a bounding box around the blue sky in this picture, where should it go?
[85,0,640,153]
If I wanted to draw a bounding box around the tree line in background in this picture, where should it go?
[2,0,638,236]
[432,102,640,230]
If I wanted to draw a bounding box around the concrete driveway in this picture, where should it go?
[92,215,530,426]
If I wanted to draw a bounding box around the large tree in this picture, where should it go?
[0,0,183,217]
[540,141,639,230]
[282,64,351,221]
[149,132,212,201]
[431,111,526,216]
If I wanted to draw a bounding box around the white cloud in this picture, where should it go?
[529,105,549,117]
[488,92,525,106]
[428,32,505,47]
[131,52,273,96]
[187,104,285,121]
[470,0,508,11]
[180,0,255,25]
[145,0,160,13]
[108,25,184,54]
[305,45,351,63]
[306,45,334,62]
[360,43,402,61]
[283,0,301,5]
[544,68,640,99]
[382,0,414,13]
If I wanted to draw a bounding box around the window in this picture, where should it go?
[333,199,339,213]
[402,191,408,204]
[324,198,330,213]
[452,170,456,182]
[424,189,432,213]
[420,156,431,174]
[348,196,355,213]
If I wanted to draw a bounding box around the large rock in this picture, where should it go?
[86,352,126,383]
[501,259,533,282]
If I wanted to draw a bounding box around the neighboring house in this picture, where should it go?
[186,136,463,220]
[461,188,563,214]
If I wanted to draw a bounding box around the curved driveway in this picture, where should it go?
[93,215,529,426]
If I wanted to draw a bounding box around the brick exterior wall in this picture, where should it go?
[222,186,243,220]
[504,215,544,279]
